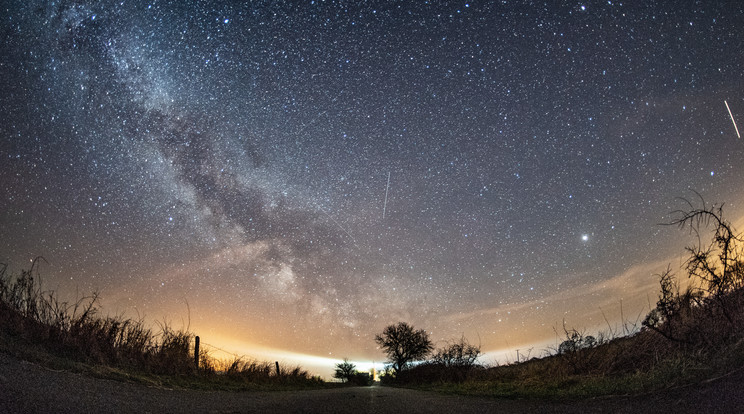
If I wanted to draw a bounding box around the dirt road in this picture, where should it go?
[1,352,741,413]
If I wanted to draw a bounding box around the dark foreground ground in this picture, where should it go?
[1,353,742,413]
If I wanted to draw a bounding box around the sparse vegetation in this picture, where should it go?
[375,322,434,377]
[333,358,356,383]
[394,336,483,384]
[332,358,373,385]
[0,259,321,390]
[643,198,744,346]
[4,197,744,398]
[432,336,481,368]
[380,198,744,399]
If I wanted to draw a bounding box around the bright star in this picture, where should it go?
[582,234,589,241]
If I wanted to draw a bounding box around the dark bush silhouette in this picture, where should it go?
[349,371,372,386]
[643,199,744,347]
[553,324,603,374]
[331,358,372,385]
[0,259,317,385]
[333,358,356,383]
[375,322,433,376]
[432,336,481,367]
[642,266,702,344]
[394,336,483,384]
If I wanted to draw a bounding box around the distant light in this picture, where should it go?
[582,234,589,241]
[224,18,230,24]
[711,171,715,176]
[581,5,586,11]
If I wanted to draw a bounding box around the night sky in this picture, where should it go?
[2,1,744,375]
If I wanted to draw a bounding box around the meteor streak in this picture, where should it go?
[383,171,390,220]
[319,207,355,243]
[725,100,741,139]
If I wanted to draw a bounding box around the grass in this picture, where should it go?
[0,259,324,391]
[394,323,744,400]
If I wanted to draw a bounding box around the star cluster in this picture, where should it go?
[2,1,744,369]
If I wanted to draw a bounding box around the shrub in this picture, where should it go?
[333,358,357,383]
[0,259,318,386]
[349,371,372,386]
[432,336,481,368]
[643,199,744,349]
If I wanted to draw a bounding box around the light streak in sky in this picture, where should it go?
[319,207,355,243]
[308,199,356,243]
[724,100,741,139]
[383,171,390,220]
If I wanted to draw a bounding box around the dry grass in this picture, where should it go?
[396,310,744,399]
[0,260,320,388]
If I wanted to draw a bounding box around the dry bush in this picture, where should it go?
[393,336,483,384]
[644,199,744,350]
[432,336,481,368]
[0,261,194,374]
[0,260,320,386]
[218,357,274,380]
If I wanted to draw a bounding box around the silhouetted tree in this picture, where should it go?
[643,196,744,344]
[432,336,481,367]
[333,358,356,383]
[642,266,701,343]
[375,322,433,376]
[670,199,744,319]
[557,323,598,356]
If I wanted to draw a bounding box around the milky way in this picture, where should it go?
[2,1,744,374]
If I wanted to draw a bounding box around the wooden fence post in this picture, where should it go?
[275,361,280,376]
[194,336,200,369]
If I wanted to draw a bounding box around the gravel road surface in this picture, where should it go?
[1,352,742,413]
